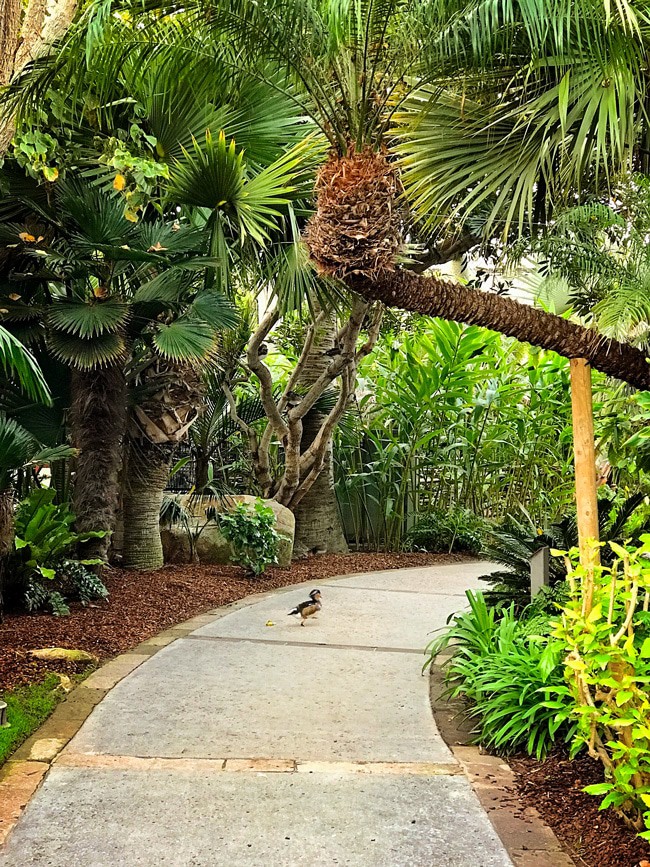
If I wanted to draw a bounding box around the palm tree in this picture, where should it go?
[36,0,647,388]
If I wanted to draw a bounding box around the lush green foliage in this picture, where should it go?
[335,318,575,549]
[218,499,279,576]
[406,507,486,555]
[0,675,68,766]
[10,489,107,614]
[425,591,575,759]
[479,493,650,610]
[553,539,650,838]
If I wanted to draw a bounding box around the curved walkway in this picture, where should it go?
[0,561,513,866]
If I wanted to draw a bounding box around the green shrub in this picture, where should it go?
[10,489,108,614]
[218,498,279,576]
[406,507,486,555]
[552,538,650,839]
[425,591,576,759]
[479,493,650,611]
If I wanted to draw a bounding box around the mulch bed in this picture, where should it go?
[511,751,650,867]
[0,551,464,692]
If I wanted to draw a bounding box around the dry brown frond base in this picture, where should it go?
[304,147,402,281]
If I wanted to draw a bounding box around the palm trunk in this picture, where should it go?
[0,488,14,620]
[69,365,127,563]
[292,314,348,554]
[352,271,650,391]
[121,439,173,570]
[293,416,348,555]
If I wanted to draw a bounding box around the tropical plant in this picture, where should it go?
[406,507,487,555]
[218,498,279,575]
[425,591,576,759]
[9,0,649,390]
[9,487,107,614]
[479,493,650,610]
[335,318,576,550]
[0,416,74,617]
[553,538,650,838]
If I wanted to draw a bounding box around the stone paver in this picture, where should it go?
[0,562,517,867]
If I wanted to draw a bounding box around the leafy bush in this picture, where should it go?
[10,489,108,614]
[425,591,576,759]
[218,498,279,576]
[406,507,487,555]
[479,493,650,611]
[553,538,650,839]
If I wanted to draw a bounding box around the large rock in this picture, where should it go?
[161,495,294,568]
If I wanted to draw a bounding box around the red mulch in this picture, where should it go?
[511,751,650,867]
[0,552,463,692]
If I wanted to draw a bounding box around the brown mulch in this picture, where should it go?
[510,751,650,867]
[0,551,465,692]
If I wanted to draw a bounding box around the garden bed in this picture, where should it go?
[0,551,463,692]
[511,751,650,867]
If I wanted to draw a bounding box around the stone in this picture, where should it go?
[161,496,294,567]
[29,648,97,664]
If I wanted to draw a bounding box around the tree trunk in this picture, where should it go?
[69,365,127,563]
[121,439,173,570]
[292,313,348,555]
[0,487,14,620]
[0,0,79,152]
[351,271,650,391]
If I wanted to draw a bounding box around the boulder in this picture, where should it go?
[162,496,294,568]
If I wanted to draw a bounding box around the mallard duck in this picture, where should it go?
[288,589,322,626]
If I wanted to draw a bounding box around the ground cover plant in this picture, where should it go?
[425,591,576,759]
[0,674,71,765]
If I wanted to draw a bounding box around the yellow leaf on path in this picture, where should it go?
[265,621,275,627]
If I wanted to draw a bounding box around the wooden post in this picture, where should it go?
[570,358,600,613]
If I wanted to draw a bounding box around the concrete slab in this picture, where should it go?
[325,562,499,596]
[194,583,468,650]
[67,638,452,763]
[0,765,513,867]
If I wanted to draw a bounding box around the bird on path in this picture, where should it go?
[288,589,322,626]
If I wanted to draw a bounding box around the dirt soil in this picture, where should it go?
[511,751,650,867]
[0,551,464,692]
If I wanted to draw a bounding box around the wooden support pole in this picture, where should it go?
[570,358,600,612]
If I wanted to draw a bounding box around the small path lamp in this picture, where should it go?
[0,698,9,727]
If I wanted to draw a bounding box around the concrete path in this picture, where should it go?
[0,561,513,867]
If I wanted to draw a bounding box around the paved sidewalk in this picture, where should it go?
[0,561,513,866]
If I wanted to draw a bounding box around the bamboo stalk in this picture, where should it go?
[570,358,600,613]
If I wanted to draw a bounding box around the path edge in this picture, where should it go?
[0,576,334,849]
[429,657,577,867]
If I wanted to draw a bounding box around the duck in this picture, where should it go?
[287,589,322,626]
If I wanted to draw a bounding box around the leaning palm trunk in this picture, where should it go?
[305,149,650,391]
[121,439,174,570]
[292,314,348,555]
[353,270,650,391]
[69,365,127,563]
